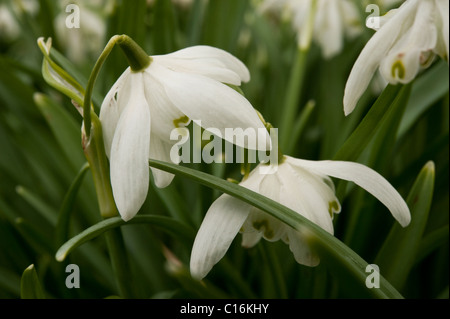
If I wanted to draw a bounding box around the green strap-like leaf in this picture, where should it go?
[56,216,195,262]
[20,264,45,299]
[375,161,435,291]
[15,185,58,227]
[148,159,403,299]
[34,93,85,171]
[398,61,449,137]
[333,84,403,162]
[55,163,90,248]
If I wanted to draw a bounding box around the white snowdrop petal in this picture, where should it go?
[149,135,176,188]
[109,73,151,221]
[294,159,411,227]
[153,63,270,151]
[190,194,252,280]
[100,69,131,157]
[153,56,242,85]
[156,45,250,82]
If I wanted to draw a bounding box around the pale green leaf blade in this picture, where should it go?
[56,216,195,262]
[375,161,435,291]
[20,264,45,299]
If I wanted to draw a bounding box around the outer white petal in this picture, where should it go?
[240,213,263,247]
[99,68,131,157]
[153,63,270,151]
[343,0,418,115]
[152,56,243,86]
[155,45,250,82]
[110,73,151,221]
[285,228,320,267]
[142,70,187,140]
[293,159,411,227]
[149,135,176,188]
[242,174,287,243]
[190,194,252,280]
[278,161,335,234]
[435,0,449,61]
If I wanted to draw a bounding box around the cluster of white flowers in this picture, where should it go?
[260,0,363,59]
[90,0,447,279]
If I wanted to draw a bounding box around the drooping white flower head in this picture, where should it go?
[100,45,270,221]
[190,156,410,279]
[344,0,449,115]
[260,0,363,59]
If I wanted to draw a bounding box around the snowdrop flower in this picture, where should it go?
[55,0,114,64]
[100,45,270,221]
[190,156,410,279]
[344,0,449,115]
[0,4,20,41]
[260,0,363,59]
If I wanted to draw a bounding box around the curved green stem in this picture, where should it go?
[83,35,151,137]
[279,48,309,151]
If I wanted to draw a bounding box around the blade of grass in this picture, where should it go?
[20,264,45,299]
[375,161,435,291]
[56,215,195,262]
[333,84,403,162]
[55,163,90,248]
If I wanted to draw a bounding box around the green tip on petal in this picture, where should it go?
[391,60,406,79]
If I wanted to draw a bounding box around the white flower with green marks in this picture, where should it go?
[100,45,270,221]
[260,0,363,59]
[190,156,411,279]
[344,0,449,115]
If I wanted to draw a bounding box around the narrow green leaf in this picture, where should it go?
[187,0,207,45]
[49,48,104,108]
[152,0,178,54]
[56,216,195,262]
[341,84,412,246]
[416,225,449,264]
[287,99,316,154]
[104,228,134,298]
[154,184,194,227]
[15,218,54,254]
[34,93,85,170]
[0,267,21,297]
[375,161,435,291]
[368,83,412,172]
[16,185,58,227]
[55,163,90,248]
[148,159,403,299]
[37,38,86,107]
[333,84,403,162]
[20,264,45,299]
[398,61,450,137]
